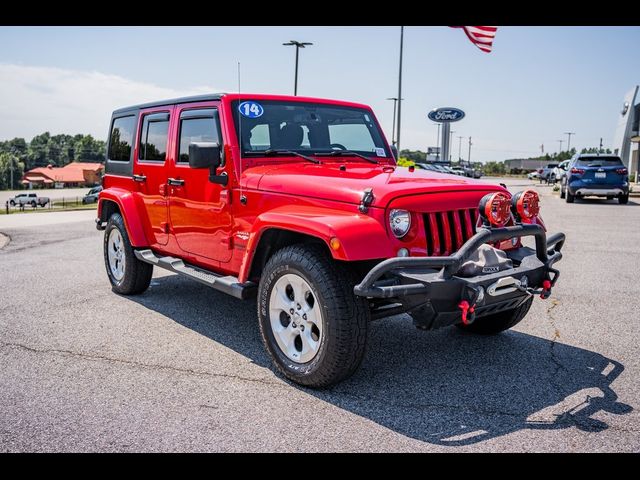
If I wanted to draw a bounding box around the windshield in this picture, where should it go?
[576,157,623,167]
[231,100,390,159]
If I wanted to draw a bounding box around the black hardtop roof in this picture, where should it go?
[112,93,226,114]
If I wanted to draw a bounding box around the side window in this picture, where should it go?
[108,115,136,162]
[178,109,222,163]
[139,112,170,162]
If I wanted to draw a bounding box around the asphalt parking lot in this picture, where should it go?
[1,178,639,452]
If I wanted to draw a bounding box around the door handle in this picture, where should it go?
[133,174,147,183]
[167,178,185,186]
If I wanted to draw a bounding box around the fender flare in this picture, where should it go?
[238,205,393,283]
[97,188,148,247]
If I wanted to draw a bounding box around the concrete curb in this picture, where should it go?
[0,233,9,250]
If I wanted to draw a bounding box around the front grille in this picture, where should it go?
[423,209,478,256]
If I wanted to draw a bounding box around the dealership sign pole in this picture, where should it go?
[428,107,465,165]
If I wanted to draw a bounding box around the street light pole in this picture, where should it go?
[396,26,404,152]
[564,132,575,152]
[458,136,464,162]
[282,40,313,96]
[449,130,455,163]
[386,97,402,146]
[557,139,563,152]
[468,136,472,163]
[436,123,441,161]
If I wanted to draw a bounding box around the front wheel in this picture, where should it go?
[103,213,153,295]
[565,189,575,203]
[457,296,533,335]
[619,194,629,204]
[258,244,369,388]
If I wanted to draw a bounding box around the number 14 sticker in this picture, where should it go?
[238,101,264,118]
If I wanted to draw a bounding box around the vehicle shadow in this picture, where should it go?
[573,198,638,206]
[132,274,632,447]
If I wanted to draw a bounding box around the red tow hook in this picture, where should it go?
[458,300,476,325]
[540,280,552,299]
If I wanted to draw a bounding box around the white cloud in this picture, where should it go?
[0,64,220,141]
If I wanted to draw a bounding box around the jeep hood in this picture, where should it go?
[242,163,502,208]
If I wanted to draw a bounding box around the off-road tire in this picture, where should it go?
[103,213,153,295]
[258,244,369,388]
[457,296,533,335]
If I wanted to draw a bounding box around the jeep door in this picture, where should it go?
[132,107,173,246]
[168,102,232,263]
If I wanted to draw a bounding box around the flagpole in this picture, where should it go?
[396,26,404,153]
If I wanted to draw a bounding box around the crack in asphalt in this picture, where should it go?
[0,341,283,389]
[545,298,568,396]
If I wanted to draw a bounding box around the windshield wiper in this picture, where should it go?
[316,150,379,164]
[244,149,321,164]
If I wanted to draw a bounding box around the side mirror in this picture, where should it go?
[188,142,221,169]
[390,144,398,160]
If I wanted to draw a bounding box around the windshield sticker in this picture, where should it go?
[238,101,264,118]
[375,147,386,157]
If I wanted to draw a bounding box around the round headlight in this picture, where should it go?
[389,209,411,238]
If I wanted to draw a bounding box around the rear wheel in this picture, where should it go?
[258,244,369,388]
[619,194,629,204]
[560,184,566,199]
[565,189,575,203]
[30,201,36,208]
[457,297,533,335]
[9,200,15,207]
[103,213,153,295]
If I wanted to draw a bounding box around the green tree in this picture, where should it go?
[0,152,24,191]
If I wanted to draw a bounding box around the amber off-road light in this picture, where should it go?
[478,192,512,227]
[511,190,540,223]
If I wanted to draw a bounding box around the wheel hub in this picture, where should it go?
[107,229,126,281]
[268,273,323,363]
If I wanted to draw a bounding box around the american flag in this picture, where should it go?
[451,26,498,53]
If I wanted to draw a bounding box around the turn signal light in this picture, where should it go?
[511,190,540,222]
[478,192,512,227]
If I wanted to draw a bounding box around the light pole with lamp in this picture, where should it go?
[386,97,403,146]
[458,135,464,162]
[282,40,313,96]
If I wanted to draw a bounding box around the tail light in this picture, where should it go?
[478,192,512,227]
[570,167,585,175]
[511,190,540,223]
[537,169,543,173]
[616,168,628,175]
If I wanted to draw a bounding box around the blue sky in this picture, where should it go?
[1,26,639,162]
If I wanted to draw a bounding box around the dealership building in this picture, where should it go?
[613,85,640,175]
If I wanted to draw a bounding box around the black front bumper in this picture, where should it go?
[354,224,565,328]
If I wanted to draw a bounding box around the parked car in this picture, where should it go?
[549,160,570,184]
[561,154,629,204]
[450,167,466,176]
[539,163,559,183]
[82,185,103,204]
[9,192,49,208]
[527,170,541,180]
[97,93,565,388]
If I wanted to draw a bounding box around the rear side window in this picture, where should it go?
[576,157,623,167]
[177,109,222,163]
[108,115,136,161]
[139,112,170,162]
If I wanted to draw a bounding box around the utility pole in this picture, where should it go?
[557,139,563,152]
[468,136,472,164]
[396,26,404,151]
[564,132,575,152]
[282,40,313,96]
[386,97,402,146]
[599,138,603,153]
[436,123,441,161]
[458,136,464,162]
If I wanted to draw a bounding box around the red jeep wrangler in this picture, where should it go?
[97,93,565,388]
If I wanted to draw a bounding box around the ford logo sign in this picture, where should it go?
[428,107,465,123]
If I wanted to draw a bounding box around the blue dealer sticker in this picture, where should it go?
[238,101,264,118]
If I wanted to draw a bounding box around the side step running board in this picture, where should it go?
[134,249,256,300]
